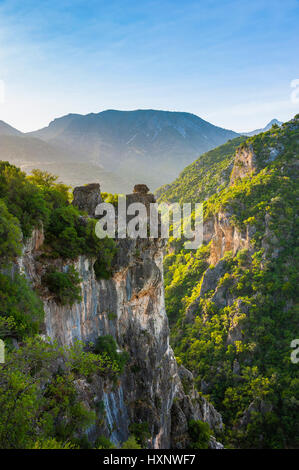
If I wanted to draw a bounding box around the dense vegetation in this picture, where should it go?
[162,116,299,448]
[0,337,125,449]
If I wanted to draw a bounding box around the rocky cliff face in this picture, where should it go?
[72,183,102,216]
[203,144,257,266]
[17,190,223,449]
[204,211,253,266]
[230,144,256,184]
[185,144,258,322]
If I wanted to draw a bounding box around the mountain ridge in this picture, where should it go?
[243,118,283,136]
[26,109,239,191]
[0,120,22,136]
[0,110,239,192]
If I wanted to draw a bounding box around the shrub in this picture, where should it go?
[33,439,78,449]
[188,419,211,449]
[93,236,117,279]
[101,192,119,206]
[45,205,117,266]
[129,422,150,447]
[96,436,116,449]
[121,436,142,449]
[45,205,84,258]
[28,169,70,210]
[43,266,82,306]
[94,335,129,373]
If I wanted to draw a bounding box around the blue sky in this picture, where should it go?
[0,0,298,132]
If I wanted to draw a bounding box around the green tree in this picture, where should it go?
[0,200,22,265]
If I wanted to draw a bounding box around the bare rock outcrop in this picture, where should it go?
[209,211,252,265]
[126,185,156,213]
[230,144,256,184]
[72,183,102,216]
[133,184,150,194]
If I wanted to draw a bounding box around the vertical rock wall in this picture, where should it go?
[19,229,223,448]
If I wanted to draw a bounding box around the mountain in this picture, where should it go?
[160,115,299,448]
[0,121,128,191]
[243,118,283,136]
[0,115,298,449]
[0,120,22,136]
[28,109,239,192]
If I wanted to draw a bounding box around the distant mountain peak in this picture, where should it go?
[26,109,239,192]
[268,118,281,125]
[243,118,283,136]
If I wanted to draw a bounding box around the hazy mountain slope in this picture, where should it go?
[156,136,246,204]
[0,128,127,192]
[243,118,283,136]
[29,109,239,191]
[0,120,22,136]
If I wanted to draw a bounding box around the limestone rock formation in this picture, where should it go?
[17,187,223,449]
[208,211,252,265]
[126,185,156,213]
[72,183,102,216]
[230,144,256,184]
[133,184,149,194]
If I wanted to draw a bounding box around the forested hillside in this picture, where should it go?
[160,116,299,448]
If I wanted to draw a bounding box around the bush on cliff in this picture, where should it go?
[188,419,211,449]
[45,204,117,266]
[94,335,129,374]
[45,205,85,258]
[93,236,118,279]
[128,422,150,447]
[43,266,82,306]
[0,273,44,341]
[121,436,142,449]
[28,168,70,209]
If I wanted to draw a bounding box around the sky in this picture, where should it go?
[0,0,298,132]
